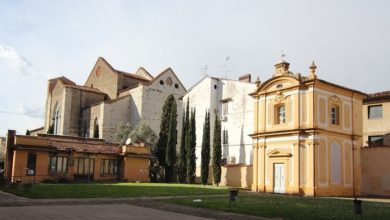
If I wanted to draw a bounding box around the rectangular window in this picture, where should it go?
[222,130,228,145]
[368,135,384,147]
[100,159,118,175]
[275,104,286,124]
[222,102,229,115]
[26,153,37,176]
[368,105,382,119]
[331,105,340,125]
[49,156,68,173]
[74,157,94,175]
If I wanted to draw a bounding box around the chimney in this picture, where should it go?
[239,74,251,83]
[273,60,290,77]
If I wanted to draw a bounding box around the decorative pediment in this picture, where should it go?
[267,149,292,158]
[329,95,341,102]
[253,75,300,95]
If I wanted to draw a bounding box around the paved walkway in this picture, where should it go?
[0,191,266,220]
[0,204,211,220]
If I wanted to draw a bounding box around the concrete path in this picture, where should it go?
[0,191,265,219]
[0,204,211,220]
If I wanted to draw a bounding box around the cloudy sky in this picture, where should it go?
[0,0,389,136]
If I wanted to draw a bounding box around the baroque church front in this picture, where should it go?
[250,60,365,196]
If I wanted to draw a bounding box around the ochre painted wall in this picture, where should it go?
[361,147,390,196]
[220,165,253,188]
[11,150,49,182]
[122,156,149,182]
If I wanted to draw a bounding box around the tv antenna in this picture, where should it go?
[281,50,286,61]
[200,65,208,76]
[225,56,230,79]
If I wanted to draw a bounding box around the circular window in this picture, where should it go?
[160,80,164,85]
[214,85,217,89]
[174,83,179,89]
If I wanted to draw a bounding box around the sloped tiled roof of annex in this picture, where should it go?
[98,57,151,82]
[364,91,390,103]
[99,57,187,92]
[65,84,106,94]
[49,76,76,85]
[48,75,106,95]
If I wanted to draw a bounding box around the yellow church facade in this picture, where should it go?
[250,61,365,196]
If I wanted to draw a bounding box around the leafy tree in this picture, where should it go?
[25,130,31,135]
[165,99,177,182]
[156,94,176,180]
[116,123,133,144]
[127,121,159,182]
[128,121,157,146]
[177,100,189,183]
[201,110,211,185]
[186,108,196,184]
[213,114,222,186]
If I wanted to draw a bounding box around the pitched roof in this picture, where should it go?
[97,57,152,82]
[149,67,186,91]
[49,76,76,85]
[364,91,390,103]
[49,140,121,154]
[64,84,107,95]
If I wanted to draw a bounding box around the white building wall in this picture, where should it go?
[220,79,256,165]
[140,70,186,146]
[182,76,256,179]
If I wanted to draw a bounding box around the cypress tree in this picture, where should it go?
[201,110,211,185]
[157,95,175,178]
[178,99,189,183]
[165,99,177,182]
[212,114,222,186]
[186,108,196,184]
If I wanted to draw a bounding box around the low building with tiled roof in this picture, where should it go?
[4,130,152,183]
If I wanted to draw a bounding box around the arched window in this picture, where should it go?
[52,102,61,135]
[93,118,99,138]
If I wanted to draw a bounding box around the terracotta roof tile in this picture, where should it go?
[364,91,390,103]
[49,141,121,154]
[65,84,107,94]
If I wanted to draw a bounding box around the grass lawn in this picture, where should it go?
[1,183,228,199]
[163,193,390,220]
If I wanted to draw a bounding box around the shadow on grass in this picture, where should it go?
[1,183,229,199]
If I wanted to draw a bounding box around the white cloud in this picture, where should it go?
[16,102,45,119]
[0,45,47,79]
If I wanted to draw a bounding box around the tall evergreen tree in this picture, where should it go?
[165,99,177,182]
[201,110,211,185]
[156,95,175,179]
[212,114,222,186]
[177,99,189,183]
[186,108,196,184]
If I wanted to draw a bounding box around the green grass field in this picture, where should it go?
[1,183,228,199]
[164,193,390,220]
[3,183,390,219]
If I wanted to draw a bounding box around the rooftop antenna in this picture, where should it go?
[225,56,230,79]
[200,65,208,77]
[281,50,286,61]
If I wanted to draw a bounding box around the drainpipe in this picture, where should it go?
[297,75,301,194]
[263,93,267,192]
[312,79,316,197]
[351,91,356,198]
